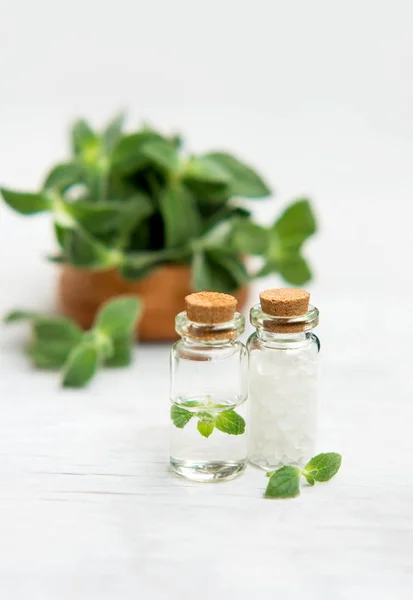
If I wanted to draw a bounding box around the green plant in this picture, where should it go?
[4,296,141,388]
[0,113,317,291]
[264,453,342,499]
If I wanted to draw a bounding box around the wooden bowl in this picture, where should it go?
[58,265,249,341]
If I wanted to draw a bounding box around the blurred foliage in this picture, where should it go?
[4,296,141,388]
[1,113,317,291]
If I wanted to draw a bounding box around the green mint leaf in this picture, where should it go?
[171,405,193,428]
[184,181,229,205]
[43,162,86,193]
[183,156,230,185]
[202,205,251,232]
[3,310,40,323]
[208,250,248,287]
[302,453,342,485]
[102,111,125,153]
[61,227,121,269]
[32,316,83,342]
[191,250,220,291]
[111,131,163,173]
[4,311,83,369]
[120,251,163,280]
[94,296,141,339]
[68,200,124,234]
[62,342,101,388]
[140,138,179,173]
[120,247,189,280]
[273,198,317,250]
[29,317,84,369]
[278,253,312,285]
[68,200,127,234]
[230,220,269,255]
[182,400,202,407]
[192,251,219,291]
[71,119,99,160]
[104,334,133,367]
[197,220,233,250]
[182,157,230,206]
[54,222,70,250]
[197,418,215,438]
[259,198,317,283]
[159,183,201,248]
[215,409,246,435]
[204,152,271,198]
[264,466,301,499]
[113,193,154,248]
[1,188,51,215]
[67,195,153,236]
[191,249,247,293]
[28,346,69,369]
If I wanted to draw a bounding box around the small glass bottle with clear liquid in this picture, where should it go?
[170,292,248,482]
[247,288,320,471]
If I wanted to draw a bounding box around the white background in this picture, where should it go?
[1,0,412,299]
[0,1,412,598]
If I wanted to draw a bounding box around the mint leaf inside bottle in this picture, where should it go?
[215,409,246,435]
[197,418,215,438]
[170,405,193,429]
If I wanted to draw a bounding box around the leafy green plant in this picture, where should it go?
[4,296,141,388]
[264,452,342,499]
[0,112,317,291]
[171,399,246,438]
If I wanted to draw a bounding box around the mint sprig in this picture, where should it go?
[4,295,141,388]
[264,452,342,499]
[170,403,246,437]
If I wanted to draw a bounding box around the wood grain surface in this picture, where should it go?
[1,289,412,599]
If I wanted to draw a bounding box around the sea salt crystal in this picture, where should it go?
[248,340,319,470]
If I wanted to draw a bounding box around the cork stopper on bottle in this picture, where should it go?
[260,288,310,316]
[185,291,237,324]
[259,288,311,333]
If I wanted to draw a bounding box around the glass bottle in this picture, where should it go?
[247,288,320,471]
[170,292,248,482]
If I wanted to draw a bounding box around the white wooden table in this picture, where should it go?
[1,280,412,599]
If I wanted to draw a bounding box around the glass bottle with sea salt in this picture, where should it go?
[247,288,320,470]
[170,292,248,482]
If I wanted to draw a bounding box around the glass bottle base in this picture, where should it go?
[249,457,307,471]
[170,458,247,482]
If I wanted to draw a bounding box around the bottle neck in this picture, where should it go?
[250,302,319,346]
[255,328,312,348]
[175,311,245,346]
[180,333,236,347]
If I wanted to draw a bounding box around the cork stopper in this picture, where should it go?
[260,288,310,316]
[259,288,311,333]
[185,291,237,324]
